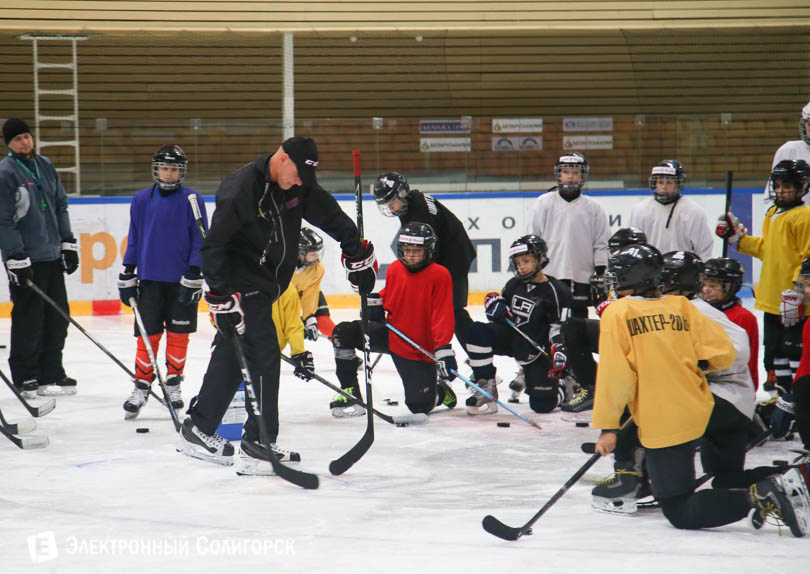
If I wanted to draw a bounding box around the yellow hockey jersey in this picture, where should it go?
[291,262,325,319]
[737,204,810,315]
[592,294,735,449]
[272,284,306,356]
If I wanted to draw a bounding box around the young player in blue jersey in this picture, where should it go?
[118,145,207,418]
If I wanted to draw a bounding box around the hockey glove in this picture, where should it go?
[205,291,245,336]
[770,393,795,439]
[484,292,510,322]
[435,345,457,382]
[367,292,385,322]
[118,269,138,306]
[60,237,79,275]
[780,288,805,327]
[715,212,746,244]
[178,267,204,306]
[6,255,32,287]
[291,351,315,381]
[342,240,378,295]
[303,315,319,341]
[548,343,568,379]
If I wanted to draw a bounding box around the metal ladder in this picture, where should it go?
[20,34,87,195]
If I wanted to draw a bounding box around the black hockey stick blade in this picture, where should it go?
[0,425,49,449]
[482,515,530,541]
[391,413,429,426]
[581,442,596,454]
[267,454,320,490]
[0,369,56,418]
[0,410,36,435]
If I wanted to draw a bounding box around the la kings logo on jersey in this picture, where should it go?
[510,295,536,327]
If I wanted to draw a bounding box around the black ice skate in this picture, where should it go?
[177,417,235,466]
[437,377,457,409]
[592,449,650,514]
[330,387,366,418]
[561,385,594,413]
[38,376,77,396]
[466,379,498,416]
[508,368,525,403]
[748,476,805,537]
[237,436,301,476]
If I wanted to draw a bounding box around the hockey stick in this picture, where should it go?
[329,150,375,476]
[0,367,56,417]
[386,323,542,430]
[187,193,207,239]
[483,417,633,541]
[0,405,36,434]
[129,298,181,432]
[0,423,49,449]
[722,170,733,258]
[503,317,549,358]
[232,334,319,489]
[23,279,166,407]
[280,354,428,426]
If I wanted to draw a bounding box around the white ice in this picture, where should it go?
[0,305,807,573]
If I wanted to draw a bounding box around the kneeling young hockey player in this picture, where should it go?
[330,222,457,417]
[465,235,572,415]
[292,227,336,340]
[592,244,809,536]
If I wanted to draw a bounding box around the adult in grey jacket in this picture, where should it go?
[0,118,79,398]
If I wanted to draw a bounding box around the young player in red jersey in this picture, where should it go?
[330,222,457,417]
[700,257,760,390]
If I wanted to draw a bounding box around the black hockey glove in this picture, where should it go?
[118,268,138,306]
[435,345,457,382]
[484,292,510,323]
[291,351,315,381]
[303,315,319,341]
[548,343,568,379]
[770,393,795,439]
[205,291,245,336]
[342,240,377,295]
[6,254,32,287]
[178,267,204,305]
[60,237,79,275]
[367,292,384,322]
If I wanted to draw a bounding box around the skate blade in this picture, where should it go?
[331,405,366,419]
[782,468,810,536]
[176,443,234,466]
[466,403,499,416]
[591,496,638,515]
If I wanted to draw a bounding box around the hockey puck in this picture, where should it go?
[496,422,510,428]
[136,427,150,433]
[395,422,408,427]
[575,422,590,428]
[384,399,399,406]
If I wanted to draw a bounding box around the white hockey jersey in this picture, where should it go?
[764,140,810,206]
[525,191,610,284]
[692,297,755,420]
[628,195,714,261]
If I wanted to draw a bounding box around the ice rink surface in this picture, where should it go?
[1,305,807,573]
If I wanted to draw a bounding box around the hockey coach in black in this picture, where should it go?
[179,136,377,469]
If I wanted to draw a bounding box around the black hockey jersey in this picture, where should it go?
[501,275,572,360]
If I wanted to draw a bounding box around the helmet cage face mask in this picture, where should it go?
[374,173,409,217]
[767,168,810,209]
[298,228,324,267]
[649,161,685,205]
[151,146,188,191]
[554,154,589,199]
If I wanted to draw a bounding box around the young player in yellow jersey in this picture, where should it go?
[271,284,315,382]
[592,243,808,537]
[291,227,336,340]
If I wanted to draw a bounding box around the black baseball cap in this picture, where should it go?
[282,136,319,188]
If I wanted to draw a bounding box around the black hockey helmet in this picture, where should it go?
[298,227,324,267]
[701,257,744,299]
[508,234,549,282]
[767,159,810,208]
[374,172,410,217]
[608,227,648,253]
[152,144,188,192]
[554,153,589,200]
[649,160,685,205]
[661,251,704,298]
[800,101,810,146]
[397,221,437,272]
[608,243,664,293]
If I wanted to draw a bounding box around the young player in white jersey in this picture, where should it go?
[628,160,714,261]
[525,153,610,319]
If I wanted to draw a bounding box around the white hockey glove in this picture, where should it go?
[303,315,319,341]
[780,288,805,327]
[715,212,746,244]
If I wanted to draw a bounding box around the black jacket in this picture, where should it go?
[201,155,362,300]
[398,190,476,277]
